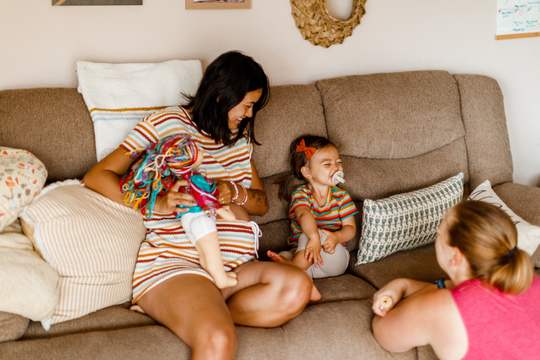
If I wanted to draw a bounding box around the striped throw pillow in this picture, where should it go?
[76,60,203,161]
[20,182,146,325]
[357,173,464,265]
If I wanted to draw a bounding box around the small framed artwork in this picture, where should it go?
[52,0,142,5]
[185,0,251,10]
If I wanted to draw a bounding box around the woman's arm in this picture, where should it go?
[242,159,268,216]
[372,289,449,353]
[218,159,268,216]
[83,147,195,212]
[83,148,134,204]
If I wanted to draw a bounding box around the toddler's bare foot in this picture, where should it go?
[213,271,238,289]
[267,250,293,264]
[310,285,322,302]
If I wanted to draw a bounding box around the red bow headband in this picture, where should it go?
[295,139,317,160]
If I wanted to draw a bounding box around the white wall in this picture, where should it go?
[1,0,538,185]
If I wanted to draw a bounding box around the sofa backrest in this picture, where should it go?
[0,88,96,182]
[0,71,513,252]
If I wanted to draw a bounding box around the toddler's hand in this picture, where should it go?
[320,230,338,254]
[305,237,323,266]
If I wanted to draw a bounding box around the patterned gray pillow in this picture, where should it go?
[357,173,464,265]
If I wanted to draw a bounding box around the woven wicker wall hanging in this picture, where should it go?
[290,0,366,48]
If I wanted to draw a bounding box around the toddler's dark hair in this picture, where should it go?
[278,135,335,201]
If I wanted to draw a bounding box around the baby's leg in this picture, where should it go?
[310,243,350,279]
[181,212,237,289]
[293,233,322,300]
[195,231,238,289]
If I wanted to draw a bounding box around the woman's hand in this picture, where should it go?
[305,237,323,265]
[320,230,339,254]
[217,181,234,205]
[372,279,407,317]
[153,180,196,214]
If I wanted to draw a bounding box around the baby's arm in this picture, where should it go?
[321,216,356,253]
[294,206,323,265]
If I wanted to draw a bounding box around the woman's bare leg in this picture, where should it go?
[266,251,322,301]
[221,261,313,327]
[137,275,237,360]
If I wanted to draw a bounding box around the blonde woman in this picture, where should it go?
[372,201,540,359]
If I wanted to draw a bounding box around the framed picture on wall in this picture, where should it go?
[52,0,142,5]
[185,0,251,10]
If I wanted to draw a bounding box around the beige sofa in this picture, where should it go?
[1,70,539,360]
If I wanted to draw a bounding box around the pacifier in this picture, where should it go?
[331,170,345,185]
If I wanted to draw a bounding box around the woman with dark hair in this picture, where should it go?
[84,51,313,359]
[371,201,540,359]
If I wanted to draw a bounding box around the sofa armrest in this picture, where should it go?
[492,182,540,226]
[493,182,540,268]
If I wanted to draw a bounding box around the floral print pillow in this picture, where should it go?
[0,147,47,232]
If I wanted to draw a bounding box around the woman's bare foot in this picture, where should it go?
[267,250,321,302]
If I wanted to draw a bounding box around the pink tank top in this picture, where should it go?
[451,276,540,359]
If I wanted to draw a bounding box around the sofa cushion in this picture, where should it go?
[253,84,327,178]
[357,173,464,265]
[313,274,375,303]
[0,89,96,182]
[455,75,513,189]
[0,312,29,343]
[0,147,47,232]
[3,326,190,360]
[20,182,146,325]
[343,137,469,202]
[316,71,464,160]
[280,300,415,360]
[350,244,446,289]
[23,304,155,340]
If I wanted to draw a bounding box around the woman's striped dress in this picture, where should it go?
[121,106,259,303]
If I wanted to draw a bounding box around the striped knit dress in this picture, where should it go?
[121,106,259,303]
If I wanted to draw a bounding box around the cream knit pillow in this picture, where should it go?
[0,147,47,232]
[0,220,58,324]
[20,182,146,325]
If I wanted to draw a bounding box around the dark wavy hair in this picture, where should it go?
[278,135,335,201]
[185,51,270,146]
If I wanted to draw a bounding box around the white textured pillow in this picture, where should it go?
[357,173,464,265]
[0,220,58,323]
[469,180,540,256]
[0,147,47,232]
[77,59,203,161]
[20,182,146,325]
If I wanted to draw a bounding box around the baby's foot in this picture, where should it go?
[213,271,238,289]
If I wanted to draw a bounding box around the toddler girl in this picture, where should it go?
[268,135,359,279]
[121,134,238,289]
